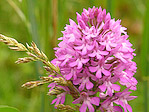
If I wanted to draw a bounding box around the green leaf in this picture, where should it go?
[0,106,20,112]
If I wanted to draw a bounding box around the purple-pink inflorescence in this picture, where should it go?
[50,6,137,112]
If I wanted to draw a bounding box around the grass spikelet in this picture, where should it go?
[55,104,75,112]
[53,77,67,86]
[22,81,44,89]
[0,34,27,51]
[40,76,54,82]
[31,41,42,56]
[47,88,64,95]
[22,77,54,89]
[15,57,36,64]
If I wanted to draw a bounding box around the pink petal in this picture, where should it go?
[112,84,120,91]
[58,55,66,60]
[80,102,87,112]
[69,19,76,26]
[106,44,111,51]
[90,97,100,106]
[119,56,127,63]
[51,98,57,104]
[119,100,124,107]
[74,45,84,50]
[79,82,85,91]
[102,69,111,76]
[73,78,81,85]
[82,47,87,55]
[78,19,86,29]
[104,64,112,69]
[120,77,128,83]
[107,87,113,96]
[60,95,65,104]
[69,61,77,67]
[86,44,94,50]
[48,83,55,88]
[65,72,73,80]
[100,50,109,55]
[126,104,132,112]
[87,102,95,112]
[114,106,123,112]
[96,69,102,78]
[88,51,96,57]
[56,98,61,105]
[68,38,75,43]
[81,58,89,63]
[77,61,83,69]
[73,71,77,80]
[86,80,94,90]
[89,66,97,72]
[58,37,63,40]
[96,54,102,59]
[110,42,117,47]
[100,41,106,46]
[97,12,102,23]
[98,84,106,92]
[103,21,110,30]
[61,59,69,66]
[48,83,56,91]
[127,96,137,101]
[72,97,81,104]
[105,12,111,22]
[85,35,91,39]
[76,12,82,21]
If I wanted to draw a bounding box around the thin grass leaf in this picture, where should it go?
[141,0,149,112]
[0,106,20,112]
[6,0,31,33]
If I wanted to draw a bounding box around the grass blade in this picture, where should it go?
[6,0,31,34]
[141,0,149,112]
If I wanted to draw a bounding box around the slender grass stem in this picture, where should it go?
[6,0,31,39]
[52,0,58,48]
[141,0,149,112]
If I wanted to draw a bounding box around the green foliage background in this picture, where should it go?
[0,0,148,112]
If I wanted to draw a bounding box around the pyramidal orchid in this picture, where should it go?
[51,6,137,112]
[0,6,137,112]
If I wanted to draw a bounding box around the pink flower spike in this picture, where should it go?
[51,6,137,112]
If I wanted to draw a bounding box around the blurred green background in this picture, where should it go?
[0,0,148,112]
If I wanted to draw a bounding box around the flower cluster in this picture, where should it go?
[50,6,137,112]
